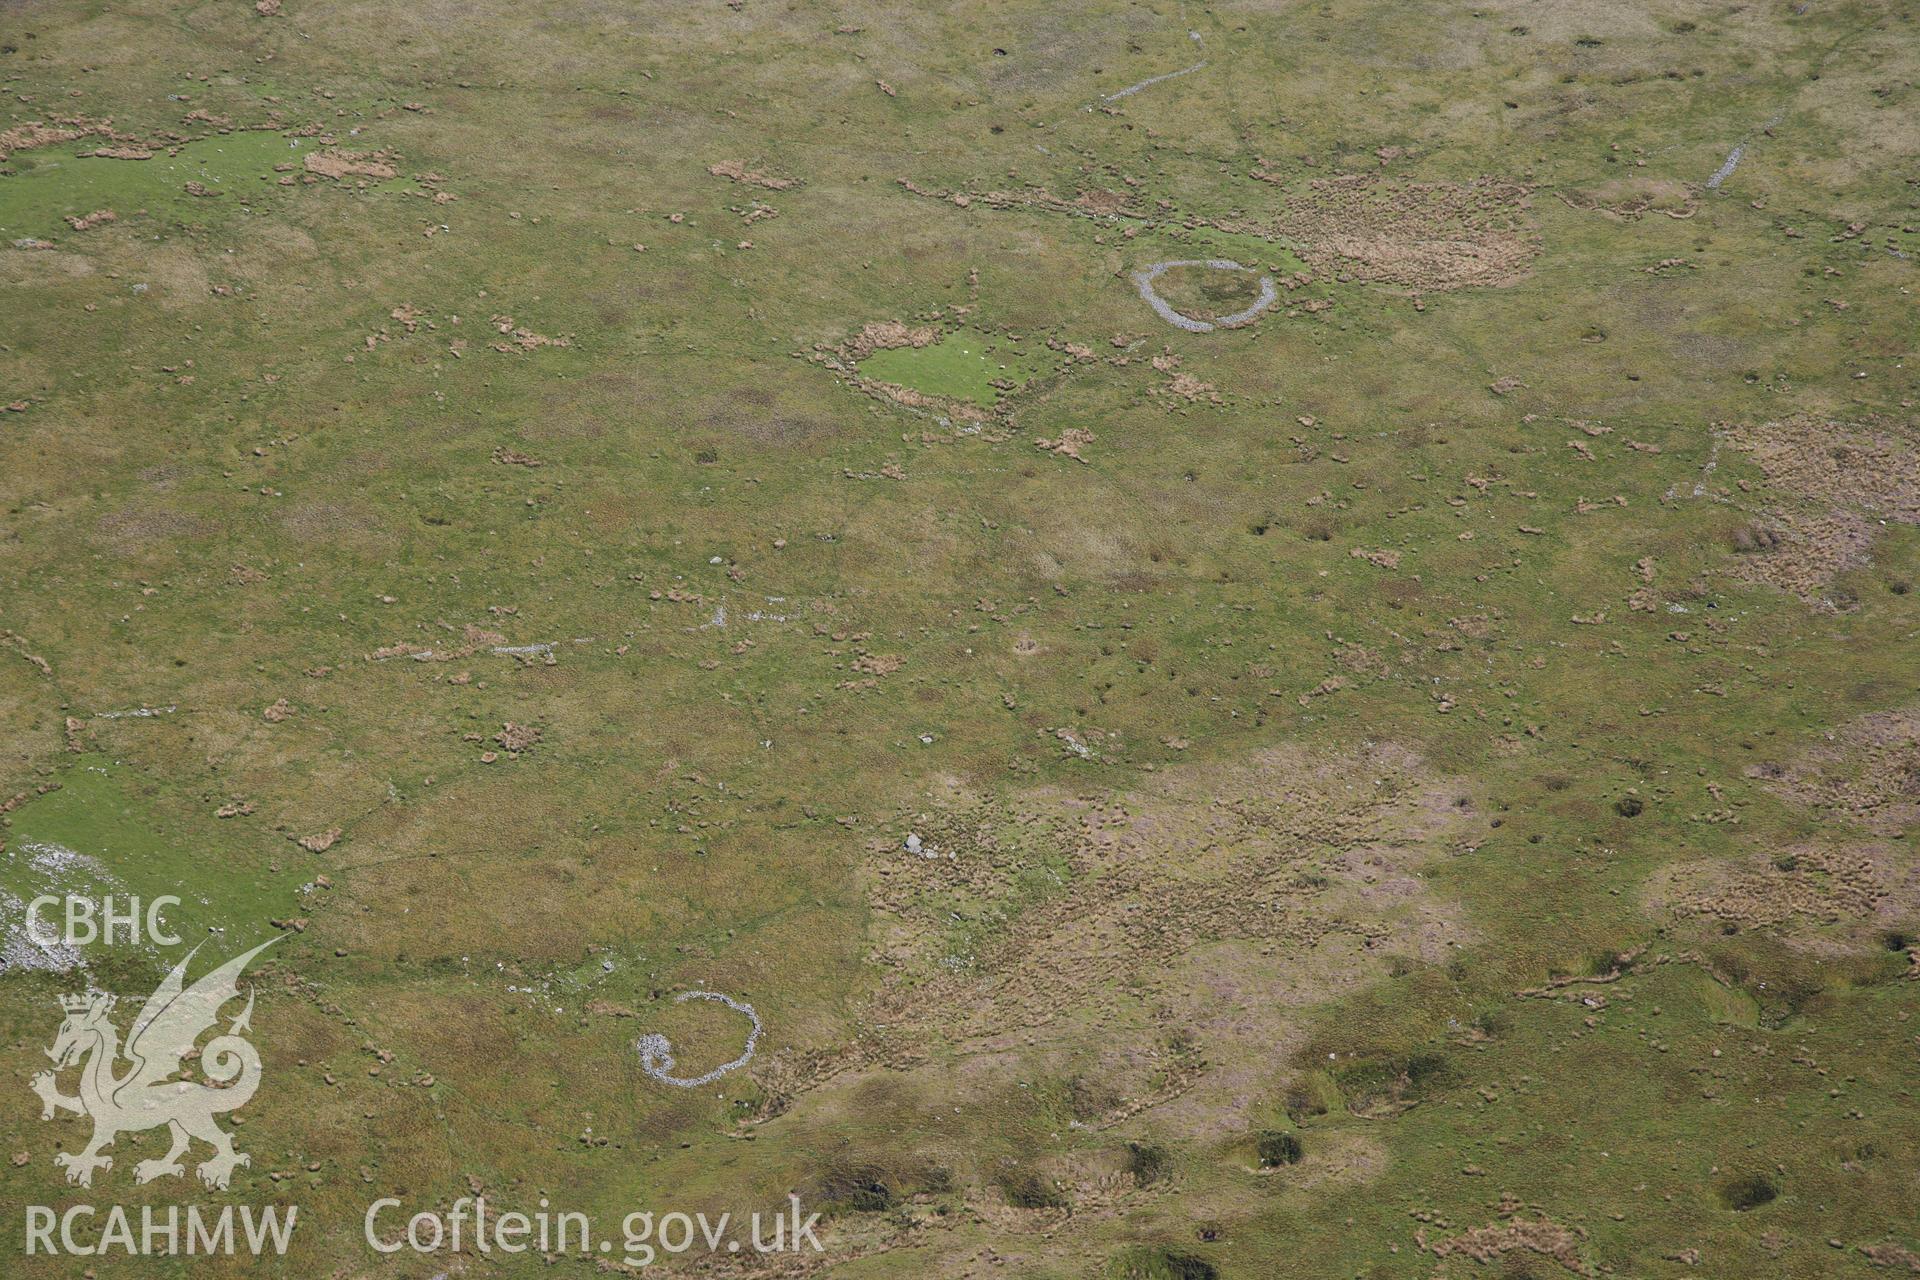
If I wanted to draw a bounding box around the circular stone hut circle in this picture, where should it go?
[635,990,762,1088]
[1131,258,1279,333]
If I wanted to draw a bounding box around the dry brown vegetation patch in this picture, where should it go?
[1649,705,1920,950]
[1421,1217,1591,1275]
[1717,416,1920,606]
[1862,1242,1920,1272]
[896,178,1148,222]
[1559,176,1699,221]
[489,314,571,352]
[1245,171,1537,290]
[1160,370,1221,404]
[1757,706,1920,837]
[843,320,938,360]
[707,159,800,190]
[756,742,1475,1111]
[899,172,1533,291]
[862,379,992,423]
[302,148,400,181]
[1034,427,1094,461]
[0,116,123,161]
[1655,844,1911,930]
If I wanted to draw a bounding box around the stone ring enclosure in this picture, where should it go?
[1130,259,1280,332]
[635,991,763,1088]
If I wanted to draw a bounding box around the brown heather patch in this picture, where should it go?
[1717,416,1920,607]
[1245,171,1538,290]
[750,741,1477,1117]
[91,505,215,553]
[0,115,126,161]
[707,159,801,190]
[842,320,939,361]
[302,147,400,181]
[1558,175,1700,221]
[1756,705,1920,837]
[1421,1217,1592,1275]
[899,171,1535,291]
[1652,843,1913,931]
[1861,1242,1920,1272]
[1647,705,1920,947]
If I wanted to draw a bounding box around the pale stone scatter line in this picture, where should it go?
[1707,110,1785,190]
[636,991,762,1088]
[1131,259,1279,333]
[94,704,176,719]
[1706,145,1745,190]
[1691,439,1722,497]
[1102,60,1207,102]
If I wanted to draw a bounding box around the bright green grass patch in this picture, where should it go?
[857,332,1051,407]
[2,759,292,975]
[1,131,310,240]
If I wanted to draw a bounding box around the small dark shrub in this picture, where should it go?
[1730,523,1781,553]
[1255,1130,1303,1167]
[1125,1141,1172,1185]
[1719,1174,1777,1211]
[1106,1246,1218,1280]
[999,1166,1067,1210]
[816,1162,894,1213]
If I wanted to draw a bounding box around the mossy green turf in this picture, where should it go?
[1,0,1917,1276]
[857,331,1049,407]
[0,133,321,240]
[1,762,292,973]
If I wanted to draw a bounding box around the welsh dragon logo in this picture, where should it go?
[30,938,277,1189]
